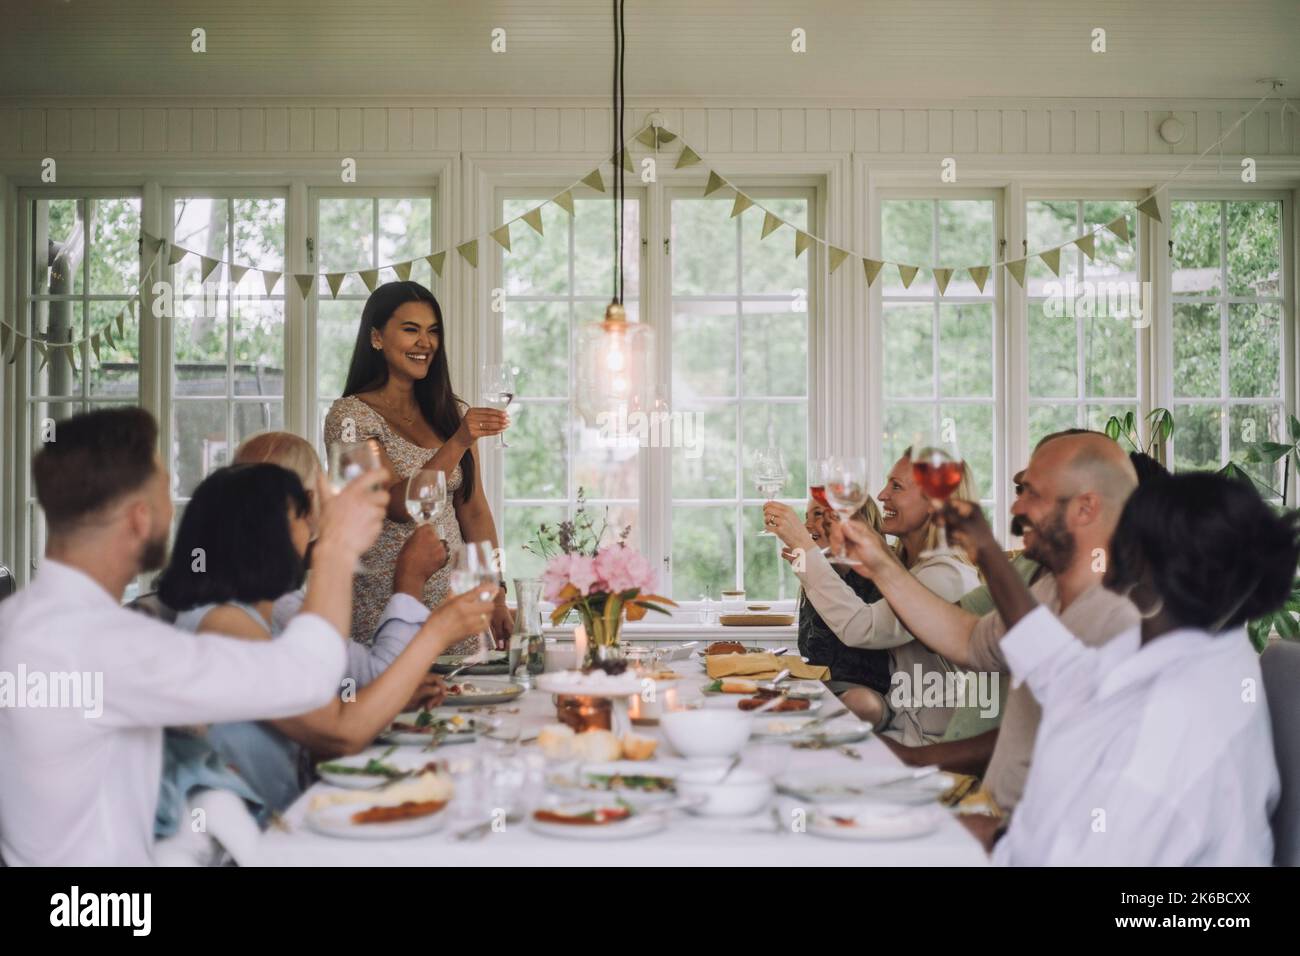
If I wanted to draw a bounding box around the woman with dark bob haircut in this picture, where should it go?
[324,281,513,647]
[158,463,500,812]
[937,469,1296,865]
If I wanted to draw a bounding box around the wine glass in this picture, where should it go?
[911,428,966,559]
[327,439,383,573]
[824,456,870,566]
[480,364,516,449]
[807,457,833,555]
[753,446,788,537]
[449,541,500,660]
[405,468,447,526]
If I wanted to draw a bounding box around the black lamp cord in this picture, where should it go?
[611,0,626,307]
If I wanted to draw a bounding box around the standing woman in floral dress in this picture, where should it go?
[324,281,514,651]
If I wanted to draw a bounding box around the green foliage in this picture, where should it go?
[1103,408,1174,455]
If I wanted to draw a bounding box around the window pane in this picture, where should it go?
[1029,404,1078,446]
[742,505,799,601]
[673,302,736,398]
[173,300,227,397]
[1083,315,1137,398]
[882,304,932,398]
[741,402,806,495]
[89,198,141,294]
[1228,302,1280,399]
[672,198,736,295]
[574,198,638,298]
[173,400,230,497]
[1171,201,1221,295]
[672,406,736,499]
[939,303,992,397]
[1084,403,1137,436]
[881,403,932,475]
[1230,404,1283,492]
[574,421,638,501]
[504,300,569,397]
[741,303,806,397]
[937,200,993,267]
[1226,201,1281,297]
[88,300,138,399]
[234,400,284,446]
[942,403,994,500]
[741,197,808,295]
[504,403,568,499]
[232,300,284,397]
[672,506,736,597]
[1172,302,1220,398]
[1027,200,1080,285]
[317,300,362,402]
[1082,203,1136,280]
[231,198,285,295]
[317,197,374,296]
[881,200,932,296]
[378,197,433,288]
[503,505,567,585]
[29,299,83,399]
[31,198,84,296]
[503,199,568,296]
[1172,404,1221,472]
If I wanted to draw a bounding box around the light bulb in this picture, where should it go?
[605,346,625,372]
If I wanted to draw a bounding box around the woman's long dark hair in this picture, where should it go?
[342,281,474,497]
[157,464,309,612]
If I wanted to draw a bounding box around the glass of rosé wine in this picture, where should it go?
[911,427,967,559]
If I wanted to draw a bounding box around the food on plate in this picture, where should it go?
[533,802,634,826]
[310,771,454,817]
[538,723,577,759]
[738,696,810,712]
[350,800,447,824]
[582,772,675,794]
[388,711,472,735]
[706,641,749,656]
[572,729,622,763]
[620,732,658,760]
[316,758,439,779]
[446,682,495,697]
[704,677,758,694]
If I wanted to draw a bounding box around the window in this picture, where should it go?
[1026,199,1140,444]
[669,191,811,601]
[1170,198,1286,492]
[879,197,998,512]
[312,191,437,449]
[24,193,141,570]
[167,193,286,500]
[497,193,642,583]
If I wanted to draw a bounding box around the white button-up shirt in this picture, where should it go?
[994,605,1279,866]
[0,560,348,866]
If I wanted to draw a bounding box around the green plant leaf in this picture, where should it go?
[1258,441,1293,463]
[1104,417,1121,441]
[1275,611,1300,640]
[1124,411,1136,434]
[1289,414,1300,443]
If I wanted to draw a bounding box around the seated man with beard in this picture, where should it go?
[835,431,1141,830]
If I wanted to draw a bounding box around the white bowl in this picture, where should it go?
[660,708,752,759]
[677,767,774,816]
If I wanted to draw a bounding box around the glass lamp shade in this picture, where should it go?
[574,304,656,427]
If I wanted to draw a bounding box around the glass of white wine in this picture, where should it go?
[327,439,384,573]
[753,446,787,537]
[405,468,447,526]
[480,364,516,449]
[448,541,500,660]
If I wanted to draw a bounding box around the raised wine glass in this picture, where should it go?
[480,363,516,449]
[824,456,870,566]
[911,428,967,559]
[405,468,447,527]
[327,439,384,573]
[753,446,787,537]
[808,457,832,555]
[448,541,500,661]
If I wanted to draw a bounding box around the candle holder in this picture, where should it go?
[555,694,613,733]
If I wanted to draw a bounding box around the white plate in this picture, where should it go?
[750,714,870,744]
[527,806,667,841]
[376,710,486,746]
[775,768,956,805]
[806,803,943,841]
[315,751,443,789]
[700,696,824,717]
[305,800,450,840]
[546,760,682,804]
[439,680,526,707]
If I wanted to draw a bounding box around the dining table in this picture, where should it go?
[251,653,990,866]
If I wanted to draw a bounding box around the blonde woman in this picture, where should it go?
[234,431,449,695]
[763,449,981,744]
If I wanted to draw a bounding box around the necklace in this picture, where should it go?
[371,393,417,426]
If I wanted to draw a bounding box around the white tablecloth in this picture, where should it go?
[252,666,988,866]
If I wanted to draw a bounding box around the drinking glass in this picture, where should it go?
[911,428,966,559]
[807,457,832,555]
[326,439,384,573]
[480,363,517,449]
[824,456,869,566]
[405,468,447,526]
[753,446,788,537]
[449,541,500,659]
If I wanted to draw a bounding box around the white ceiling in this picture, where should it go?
[0,0,1296,102]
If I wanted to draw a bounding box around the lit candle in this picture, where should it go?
[573,622,588,670]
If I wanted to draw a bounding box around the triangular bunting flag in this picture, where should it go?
[656,128,677,147]
[581,169,605,193]
[34,341,48,371]
[1039,247,1062,276]
[619,147,634,173]
[794,230,814,258]
[294,274,315,299]
[828,246,850,274]
[933,268,953,295]
[200,256,220,283]
[898,264,919,289]
[635,128,658,148]
[457,240,479,268]
[262,270,281,295]
[1075,233,1096,261]
[168,244,189,266]
[552,190,575,215]
[228,263,250,285]
[63,344,77,376]
[1105,215,1130,243]
[359,269,379,292]
[326,273,346,299]
[393,260,413,281]
[1005,259,1027,287]
[491,224,512,252]
[761,211,783,239]
[1136,196,1162,224]
[522,207,544,236]
[863,258,885,286]
[968,266,990,293]
[0,324,9,359]
[730,193,753,218]
[142,233,164,268]
[703,171,726,197]
[675,145,702,169]
[103,321,116,351]
[116,305,127,337]
[426,252,446,277]
[91,332,101,362]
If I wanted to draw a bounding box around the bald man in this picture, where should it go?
[837,432,1141,815]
